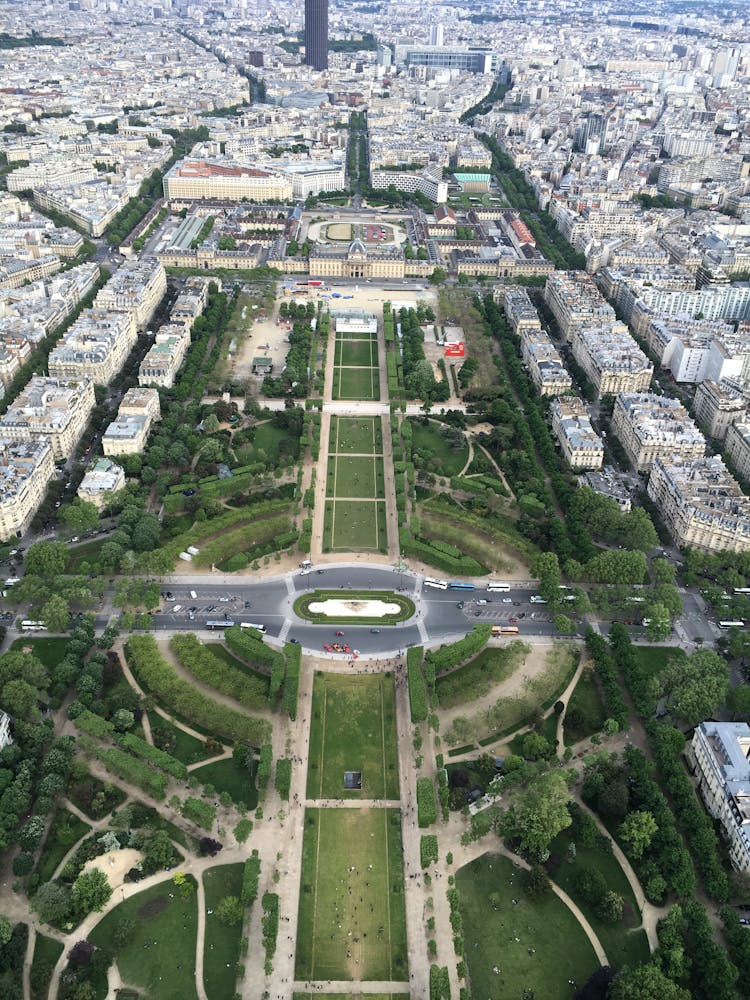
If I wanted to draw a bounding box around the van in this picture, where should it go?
[172,605,182,613]
[190,591,197,600]
[477,599,487,605]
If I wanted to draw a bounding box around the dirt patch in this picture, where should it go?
[81,849,143,891]
[138,894,168,920]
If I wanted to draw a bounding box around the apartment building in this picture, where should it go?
[48,309,137,385]
[725,423,750,483]
[500,286,542,336]
[369,164,448,204]
[163,160,294,203]
[582,467,632,513]
[94,259,167,331]
[138,325,191,389]
[630,284,750,336]
[571,326,653,398]
[612,393,706,472]
[543,271,618,341]
[0,256,62,290]
[77,458,126,509]
[694,380,749,441]
[550,397,604,470]
[118,387,161,422]
[0,437,54,540]
[102,386,160,456]
[644,317,735,380]
[0,376,95,461]
[647,455,750,553]
[688,722,750,871]
[520,329,573,397]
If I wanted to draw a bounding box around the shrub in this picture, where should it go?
[261,892,279,959]
[181,796,216,830]
[257,744,272,795]
[275,758,291,800]
[98,747,168,800]
[408,658,428,722]
[417,777,438,828]
[429,964,451,1000]
[224,625,284,673]
[282,642,300,720]
[242,851,261,906]
[116,731,187,780]
[426,625,492,675]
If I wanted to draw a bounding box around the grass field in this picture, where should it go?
[294,995,408,999]
[191,756,258,809]
[326,223,352,241]
[409,419,468,477]
[149,713,216,765]
[332,331,380,402]
[333,366,380,401]
[296,808,408,981]
[203,864,245,1000]
[435,641,530,708]
[323,500,387,551]
[89,877,199,1000]
[563,669,606,746]
[335,339,377,367]
[307,673,399,800]
[330,415,382,455]
[327,454,385,498]
[30,934,64,1000]
[11,636,69,669]
[457,853,598,999]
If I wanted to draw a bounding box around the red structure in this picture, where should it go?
[445,342,465,357]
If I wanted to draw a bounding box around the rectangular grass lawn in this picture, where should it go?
[457,853,598,999]
[339,339,376,367]
[327,455,384,499]
[307,672,399,800]
[323,499,386,552]
[203,864,245,1000]
[89,878,199,1000]
[334,366,380,401]
[331,415,382,455]
[296,808,408,981]
[190,756,258,809]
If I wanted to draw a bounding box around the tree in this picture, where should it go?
[651,558,676,585]
[619,810,657,860]
[596,889,623,922]
[608,962,690,1000]
[428,267,447,284]
[1,679,38,720]
[143,830,174,871]
[661,648,729,724]
[553,614,575,635]
[32,882,72,924]
[727,685,750,720]
[60,500,99,536]
[531,552,561,604]
[19,815,46,852]
[41,595,71,634]
[644,603,671,642]
[68,940,95,967]
[501,771,572,861]
[111,709,134,732]
[24,540,68,577]
[0,915,11,946]
[215,895,244,926]
[199,837,223,857]
[72,868,112,915]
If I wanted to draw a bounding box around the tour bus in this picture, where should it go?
[240,622,267,633]
[492,625,519,636]
[719,620,745,629]
[21,620,47,631]
[424,578,448,590]
[206,620,234,630]
[487,581,511,593]
[448,581,475,591]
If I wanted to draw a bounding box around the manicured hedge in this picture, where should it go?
[420,834,439,868]
[125,635,271,746]
[116,732,187,781]
[224,626,284,673]
[262,892,279,959]
[170,633,269,711]
[181,796,216,831]
[269,653,286,708]
[241,851,260,906]
[400,529,487,576]
[98,747,168,801]
[417,777,438,828]
[282,642,300,720]
[426,625,492,675]
[408,658,428,723]
[257,744,272,795]
[73,710,114,740]
[430,964,451,1000]
[275,758,291,800]
[584,629,629,729]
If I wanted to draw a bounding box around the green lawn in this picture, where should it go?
[239,421,291,466]
[294,995,408,999]
[307,673,399,800]
[409,418,469,477]
[337,339,376,367]
[150,713,216,765]
[563,669,606,746]
[330,415,382,455]
[333,366,380,401]
[456,853,598,999]
[30,933,64,1000]
[36,807,91,883]
[549,822,650,971]
[191,756,258,809]
[323,499,386,552]
[295,808,408,981]
[11,636,70,669]
[335,330,376,341]
[435,641,529,708]
[203,864,245,1000]
[89,877,199,1000]
[326,454,384,499]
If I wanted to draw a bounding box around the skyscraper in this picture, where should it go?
[304,0,328,71]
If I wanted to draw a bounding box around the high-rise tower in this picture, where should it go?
[304,0,328,71]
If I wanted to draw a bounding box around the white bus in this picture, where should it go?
[424,577,448,591]
[240,622,267,634]
[21,620,46,631]
[719,620,745,629]
[487,581,510,593]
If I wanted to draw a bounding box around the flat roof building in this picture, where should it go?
[0,376,94,461]
[78,458,125,509]
[551,397,604,470]
[572,325,653,398]
[0,437,54,540]
[94,259,166,331]
[520,329,573,397]
[694,380,749,442]
[612,393,706,472]
[48,309,137,385]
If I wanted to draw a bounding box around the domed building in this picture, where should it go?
[309,234,405,278]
